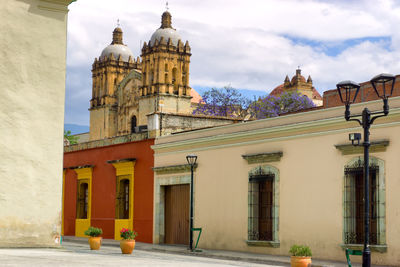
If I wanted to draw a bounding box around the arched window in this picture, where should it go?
[172,67,178,94]
[131,116,137,133]
[150,69,154,85]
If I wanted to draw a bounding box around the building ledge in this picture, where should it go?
[38,0,76,12]
[335,140,389,155]
[153,164,197,175]
[242,152,283,164]
[340,244,387,253]
[67,164,94,170]
[64,133,149,153]
[246,240,280,248]
[107,158,136,164]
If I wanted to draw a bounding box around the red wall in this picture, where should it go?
[323,75,400,108]
[63,138,154,243]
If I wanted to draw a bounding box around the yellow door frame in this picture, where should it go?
[109,159,136,240]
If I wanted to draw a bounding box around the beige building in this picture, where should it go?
[0,0,75,247]
[152,95,400,265]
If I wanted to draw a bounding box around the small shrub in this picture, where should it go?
[289,244,312,257]
[84,226,103,237]
[120,228,138,240]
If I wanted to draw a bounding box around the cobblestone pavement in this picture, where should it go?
[0,242,286,267]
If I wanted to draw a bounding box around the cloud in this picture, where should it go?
[65,0,400,125]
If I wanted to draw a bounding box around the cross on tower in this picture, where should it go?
[166,1,169,11]
[117,19,120,27]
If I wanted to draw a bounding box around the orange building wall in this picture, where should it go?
[63,138,154,243]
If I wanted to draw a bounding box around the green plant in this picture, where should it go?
[120,228,138,240]
[289,245,312,257]
[64,130,79,145]
[84,226,103,237]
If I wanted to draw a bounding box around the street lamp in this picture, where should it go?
[336,73,396,267]
[186,154,197,251]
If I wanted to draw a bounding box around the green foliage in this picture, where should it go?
[289,244,312,257]
[84,226,103,237]
[120,228,138,240]
[64,130,79,145]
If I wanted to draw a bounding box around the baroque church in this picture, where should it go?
[89,10,209,141]
[87,9,322,142]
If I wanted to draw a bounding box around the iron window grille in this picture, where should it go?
[344,162,380,245]
[248,167,275,241]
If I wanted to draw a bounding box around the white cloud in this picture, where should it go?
[65,0,400,125]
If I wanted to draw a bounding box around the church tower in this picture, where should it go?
[138,10,192,126]
[89,26,140,140]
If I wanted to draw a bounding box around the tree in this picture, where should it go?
[193,86,251,118]
[64,130,79,145]
[250,91,316,119]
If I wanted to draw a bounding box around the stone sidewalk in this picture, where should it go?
[62,236,367,267]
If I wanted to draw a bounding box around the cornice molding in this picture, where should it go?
[153,107,400,155]
[335,140,389,155]
[242,152,283,164]
[153,164,197,175]
[38,0,76,13]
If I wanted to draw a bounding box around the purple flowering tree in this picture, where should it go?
[193,86,251,117]
[250,91,316,119]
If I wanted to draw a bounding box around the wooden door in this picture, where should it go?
[258,179,273,241]
[164,184,190,245]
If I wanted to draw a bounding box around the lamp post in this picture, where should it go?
[336,73,396,267]
[186,154,197,251]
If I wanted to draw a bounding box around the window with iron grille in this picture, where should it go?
[248,165,279,243]
[76,180,89,219]
[116,175,131,219]
[343,157,386,246]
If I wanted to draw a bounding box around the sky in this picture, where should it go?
[65,0,400,126]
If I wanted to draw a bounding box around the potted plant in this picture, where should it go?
[289,244,312,267]
[84,226,103,250]
[120,228,138,254]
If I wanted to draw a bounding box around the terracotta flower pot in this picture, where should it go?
[120,239,135,254]
[88,236,102,250]
[291,256,312,267]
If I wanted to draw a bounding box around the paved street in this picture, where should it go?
[0,241,286,267]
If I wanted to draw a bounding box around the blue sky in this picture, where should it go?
[64,0,400,126]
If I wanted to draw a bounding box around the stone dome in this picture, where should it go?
[291,74,306,83]
[149,11,182,47]
[100,27,133,62]
[100,44,133,62]
[150,28,181,46]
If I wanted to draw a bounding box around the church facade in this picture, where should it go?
[87,11,227,141]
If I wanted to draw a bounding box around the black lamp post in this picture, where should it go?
[186,154,197,251]
[336,73,396,267]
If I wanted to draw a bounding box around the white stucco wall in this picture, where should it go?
[0,0,73,247]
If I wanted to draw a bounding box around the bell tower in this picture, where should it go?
[138,10,192,126]
[89,26,140,141]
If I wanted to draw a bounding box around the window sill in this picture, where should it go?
[246,240,280,248]
[340,244,387,253]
